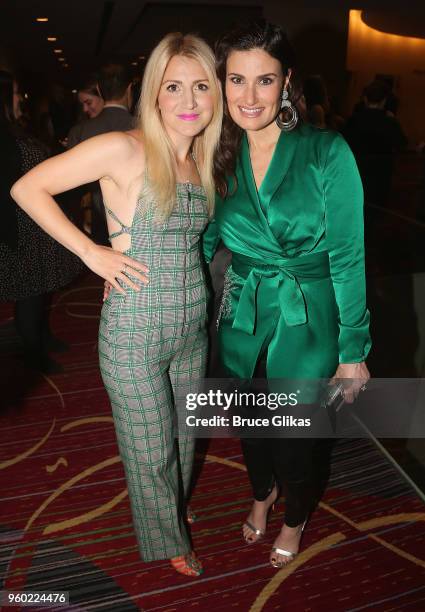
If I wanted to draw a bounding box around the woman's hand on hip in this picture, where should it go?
[82,243,149,294]
[330,362,370,404]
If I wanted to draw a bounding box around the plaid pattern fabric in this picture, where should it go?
[98,184,208,561]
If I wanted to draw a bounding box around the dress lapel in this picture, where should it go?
[240,133,260,209]
[237,129,301,251]
[238,136,278,242]
[258,128,300,211]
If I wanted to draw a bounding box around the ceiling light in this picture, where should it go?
[47,37,57,42]
[131,61,138,66]
[58,57,65,62]
[138,56,145,60]
[54,49,63,54]
[72,89,77,94]
[36,17,49,22]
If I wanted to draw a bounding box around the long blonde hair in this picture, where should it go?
[138,32,223,219]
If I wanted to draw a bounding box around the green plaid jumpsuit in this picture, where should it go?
[98,183,208,561]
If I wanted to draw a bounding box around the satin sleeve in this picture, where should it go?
[202,218,221,263]
[323,134,371,363]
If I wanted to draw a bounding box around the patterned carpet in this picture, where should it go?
[1,274,425,611]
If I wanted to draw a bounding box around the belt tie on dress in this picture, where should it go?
[231,251,331,334]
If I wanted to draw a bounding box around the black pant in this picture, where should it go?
[241,359,333,527]
[241,436,319,527]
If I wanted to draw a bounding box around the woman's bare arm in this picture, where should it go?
[11,132,148,292]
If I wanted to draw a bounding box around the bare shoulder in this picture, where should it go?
[68,130,134,160]
[101,130,140,157]
[125,129,145,156]
[66,130,145,185]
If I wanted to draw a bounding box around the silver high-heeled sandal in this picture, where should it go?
[243,486,279,544]
[270,520,307,568]
[243,519,266,543]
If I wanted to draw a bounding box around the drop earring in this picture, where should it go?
[275,88,298,131]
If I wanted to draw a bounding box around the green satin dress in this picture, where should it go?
[203,124,371,380]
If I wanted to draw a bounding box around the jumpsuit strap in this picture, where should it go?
[105,205,132,240]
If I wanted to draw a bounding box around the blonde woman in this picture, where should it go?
[11,33,223,576]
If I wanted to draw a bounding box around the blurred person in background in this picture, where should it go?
[18,82,76,154]
[74,74,104,121]
[298,75,344,131]
[0,70,82,373]
[65,75,104,148]
[353,75,399,118]
[343,79,407,206]
[67,63,133,148]
[67,63,134,244]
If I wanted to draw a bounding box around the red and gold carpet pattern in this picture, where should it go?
[1,275,425,611]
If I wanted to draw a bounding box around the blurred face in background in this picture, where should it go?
[78,90,104,118]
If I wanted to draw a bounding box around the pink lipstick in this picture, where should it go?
[178,114,199,121]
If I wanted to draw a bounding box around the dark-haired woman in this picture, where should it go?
[204,21,371,568]
[66,75,105,149]
[76,75,104,120]
[0,70,82,373]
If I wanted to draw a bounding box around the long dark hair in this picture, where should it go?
[214,20,297,197]
[78,72,102,98]
[0,70,15,123]
[0,70,22,248]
